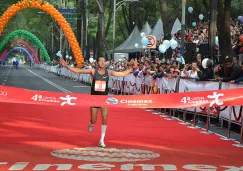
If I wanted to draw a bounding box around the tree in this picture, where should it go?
[96,0,105,58]
[217,0,233,61]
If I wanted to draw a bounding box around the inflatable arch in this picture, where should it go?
[0,0,84,67]
[0,50,7,61]
[2,47,34,63]
[0,30,50,62]
[17,40,40,64]
[0,41,39,63]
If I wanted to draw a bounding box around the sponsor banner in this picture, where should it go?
[220,82,242,123]
[160,77,178,92]
[1,85,243,109]
[123,74,135,93]
[179,79,220,116]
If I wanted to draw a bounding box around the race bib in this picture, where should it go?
[95,80,106,92]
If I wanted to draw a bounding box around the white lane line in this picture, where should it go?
[6,65,12,77]
[2,66,12,84]
[73,86,90,88]
[25,68,72,93]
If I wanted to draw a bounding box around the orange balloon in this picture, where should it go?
[0,0,84,66]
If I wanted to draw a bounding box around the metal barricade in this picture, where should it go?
[39,64,243,147]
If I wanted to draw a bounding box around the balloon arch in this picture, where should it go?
[0,0,84,67]
[0,50,8,61]
[0,30,50,62]
[2,46,34,63]
[17,40,40,63]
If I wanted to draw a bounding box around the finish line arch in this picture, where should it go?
[0,0,84,67]
[17,40,40,64]
[2,47,34,63]
[0,50,7,61]
[0,30,49,63]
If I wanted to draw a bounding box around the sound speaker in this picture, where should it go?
[184,43,196,63]
[199,43,209,59]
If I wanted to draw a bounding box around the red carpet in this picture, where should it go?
[0,103,242,171]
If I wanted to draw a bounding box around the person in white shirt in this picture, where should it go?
[181,61,199,79]
[193,35,200,52]
[176,52,185,65]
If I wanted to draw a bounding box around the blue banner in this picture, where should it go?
[58,8,76,13]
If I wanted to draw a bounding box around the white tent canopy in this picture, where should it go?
[149,19,164,41]
[113,26,144,53]
[171,18,181,35]
[141,21,152,35]
[110,19,180,54]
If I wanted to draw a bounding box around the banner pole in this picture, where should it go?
[201,107,214,134]
[188,107,200,129]
[232,111,243,148]
[193,107,197,126]
[241,116,243,144]
[160,88,168,118]
[179,109,190,125]
[173,109,176,117]
[206,107,210,131]
[221,106,236,141]
[164,108,175,120]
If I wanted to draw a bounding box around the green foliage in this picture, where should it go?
[0,0,241,56]
[231,0,242,21]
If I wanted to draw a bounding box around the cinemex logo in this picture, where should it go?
[106,97,119,104]
[106,97,153,106]
[121,99,153,104]
[121,99,153,106]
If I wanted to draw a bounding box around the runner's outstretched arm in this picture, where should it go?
[59,58,93,74]
[69,67,93,74]
[109,67,133,77]
[109,58,138,77]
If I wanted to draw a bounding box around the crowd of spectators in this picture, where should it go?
[46,17,243,85]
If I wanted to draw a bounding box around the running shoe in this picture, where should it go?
[98,142,106,148]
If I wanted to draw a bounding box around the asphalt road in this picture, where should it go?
[0,65,91,94]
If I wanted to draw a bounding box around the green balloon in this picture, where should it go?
[0,30,51,62]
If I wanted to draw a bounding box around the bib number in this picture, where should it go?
[95,80,106,92]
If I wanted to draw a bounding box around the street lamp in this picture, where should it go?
[180,0,186,55]
[86,16,98,48]
[112,0,139,60]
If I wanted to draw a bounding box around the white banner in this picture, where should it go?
[179,79,220,115]
[219,83,243,123]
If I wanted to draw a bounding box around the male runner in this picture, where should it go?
[60,57,137,147]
